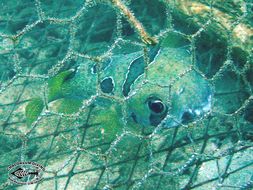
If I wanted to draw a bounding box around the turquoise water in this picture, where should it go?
[0,0,252,189]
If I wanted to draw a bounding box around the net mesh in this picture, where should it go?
[0,0,253,189]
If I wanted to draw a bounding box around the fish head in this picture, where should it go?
[127,47,212,128]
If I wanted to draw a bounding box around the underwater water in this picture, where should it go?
[0,0,253,189]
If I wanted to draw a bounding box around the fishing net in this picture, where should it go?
[0,0,252,189]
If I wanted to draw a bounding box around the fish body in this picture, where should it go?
[49,45,212,128]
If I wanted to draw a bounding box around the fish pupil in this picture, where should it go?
[148,100,164,114]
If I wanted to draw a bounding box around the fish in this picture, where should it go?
[48,44,212,129]
[126,47,212,127]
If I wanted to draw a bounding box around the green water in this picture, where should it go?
[0,0,252,190]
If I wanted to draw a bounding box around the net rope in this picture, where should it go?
[0,0,252,189]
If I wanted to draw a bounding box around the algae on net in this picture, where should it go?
[0,0,252,190]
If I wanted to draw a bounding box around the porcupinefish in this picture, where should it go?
[45,43,212,129]
[126,46,212,127]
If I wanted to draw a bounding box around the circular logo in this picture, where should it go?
[7,162,45,185]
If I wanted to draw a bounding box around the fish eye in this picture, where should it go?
[147,98,166,114]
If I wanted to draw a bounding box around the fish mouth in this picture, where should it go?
[180,109,196,124]
[179,94,213,125]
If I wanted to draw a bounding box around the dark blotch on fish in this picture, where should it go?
[100,77,114,93]
[122,45,160,97]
